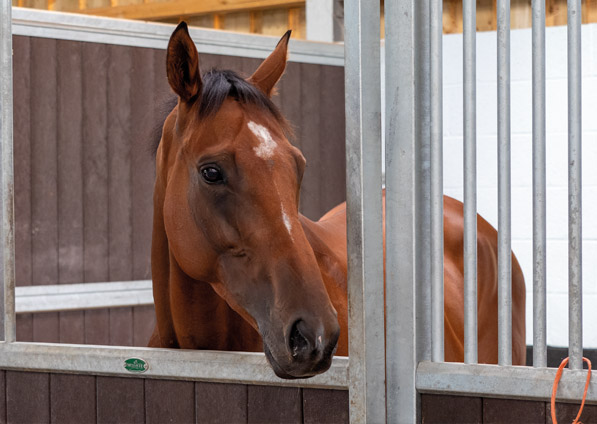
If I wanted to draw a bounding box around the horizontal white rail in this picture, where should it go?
[15,280,153,313]
[417,361,597,404]
[0,342,349,389]
[11,8,344,66]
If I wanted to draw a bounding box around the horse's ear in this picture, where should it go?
[249,30,291,97]
[166,22,201,103]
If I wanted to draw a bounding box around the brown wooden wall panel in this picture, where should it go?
[12,35,33,343]
[97,376,144,424]
[12,35,346,348]
[145,379,195,424]
[248,386,302,423]
[50,374,96,423]
[483,398,545,423]
[195,382,247,423]
[547,402,597,424]
[421,394,482,424]
[0,371,5,424]
[303,388,348,424]
[6,371,50,424]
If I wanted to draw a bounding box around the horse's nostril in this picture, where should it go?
[289,320,310,358]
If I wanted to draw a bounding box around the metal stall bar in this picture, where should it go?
[0,0,16,343]
[567,0,583,372]
[497,0,512,366]
[430,0,444,364]
[344,0,385,421]
[532,0,547,369]
[463,0,478,364]
[385,0,430,421]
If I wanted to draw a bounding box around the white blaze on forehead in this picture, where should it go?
[248,121,277,159]
[281,205,293,240]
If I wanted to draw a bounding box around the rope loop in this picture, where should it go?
[550,357,592,424]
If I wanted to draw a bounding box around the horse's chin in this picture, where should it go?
[263,343,332,380]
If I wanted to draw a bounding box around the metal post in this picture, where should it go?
[0,0,16,343]
[463,0,478,365]
[385,0,429,421]
[532,0,547,369]
[430,0,444,364]
[567,0,583,371]
[497,0,512,366]
[344,0,385,421]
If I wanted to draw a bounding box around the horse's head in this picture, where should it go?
[158,22,340,378]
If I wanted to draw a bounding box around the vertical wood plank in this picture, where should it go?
[108,44,134,346]
[145,380,195,424]
[56,39,85,345]
[247,386,301,424]
[6,371,50,424]
[420,394,482,424]
[547,402,597,424]
[299,63,322,220]
[97,376,144,424]
[131,46,156,282]
[279,62,302,151]
[82,42,110,345]
[319,65,346,214]
[195,382,247,423]
[12,35,33,342]
[30,37,59,344]
[132,305,156,346]
[0,371,5,424]
[483,398,545,423]
[50,374,96,424]
[303,389,348,424]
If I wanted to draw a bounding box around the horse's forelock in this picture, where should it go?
[149,69,293,158]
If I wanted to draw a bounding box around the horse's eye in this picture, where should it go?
[200,166,224,184]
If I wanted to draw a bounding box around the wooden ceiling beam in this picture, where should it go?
[80,0,305,21]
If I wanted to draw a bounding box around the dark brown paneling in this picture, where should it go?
[108,44,134,347]
[547,402,597,424]
[299,63,322,220]
[421,394,482,424]
[196,382,247,423]
[145,379,195,424]
[303,389,348,424]
[131,47,157,282]
[6,371,50,424]
[483,398,545,423]
[280,62,302,151]
[97,376,144,424]
[133,306,156,347]
[50,374,96,424]
[82,41,110,345]
[248,386,302,424]
[56,39,85,345]
[31,37,60,343]
[0,371,5,424]
[319,65,346,214]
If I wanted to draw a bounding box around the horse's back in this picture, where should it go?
[312,196,526,365]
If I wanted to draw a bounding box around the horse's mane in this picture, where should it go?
[150,69,291,157]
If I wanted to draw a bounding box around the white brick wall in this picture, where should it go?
[442,24,597,347]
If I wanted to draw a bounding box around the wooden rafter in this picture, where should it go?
[80,0,305,21]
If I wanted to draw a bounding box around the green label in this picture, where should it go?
[124,358,149,373]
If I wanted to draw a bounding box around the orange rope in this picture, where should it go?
[550,357,592,424]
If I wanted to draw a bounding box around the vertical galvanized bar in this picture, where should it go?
[532,0,547,369]
[430,0,444,364]
[497,0,512,366]
[463,0,478,365]
[567,0,583,372]
[386,0,429,421]
[0,0,16,343]
[344,0,385,421]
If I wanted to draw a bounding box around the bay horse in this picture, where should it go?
[149,22,526,378]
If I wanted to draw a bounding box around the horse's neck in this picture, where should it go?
[164,254,262,351]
